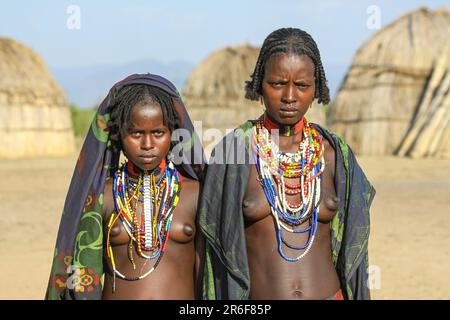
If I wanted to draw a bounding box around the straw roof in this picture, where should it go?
[0,38,75,158]
[328,7,450,158]
[182,44,264,136]
[182,43,326,154]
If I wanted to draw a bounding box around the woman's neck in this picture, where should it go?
[126,159,166,179]
[263,113,305,137]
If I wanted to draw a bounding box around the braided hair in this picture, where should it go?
[107,84,180,155]
[245,27,330,105]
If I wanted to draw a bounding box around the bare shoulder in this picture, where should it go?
[103,177,113,196]
[181,177,200,197]
[102,177,114,217]
[323,138,335,158]
[321,135,336,175]
[179,177,200,214]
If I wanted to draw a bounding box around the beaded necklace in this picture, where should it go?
[106,159,182,291]
[263,113,304,137]
[252,115,325,262]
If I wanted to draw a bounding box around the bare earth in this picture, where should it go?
[1,154,449,300]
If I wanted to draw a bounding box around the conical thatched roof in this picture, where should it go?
[182,44,263,137]
[0,38,75,158]
[328,7,450,158]
[182,43,326,151]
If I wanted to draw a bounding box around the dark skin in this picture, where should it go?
[243,53,341,299]
[101,102,200,299]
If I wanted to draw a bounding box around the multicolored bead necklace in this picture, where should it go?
[253,114,325,262]
[263,113,304,137]
[106,159,182,291]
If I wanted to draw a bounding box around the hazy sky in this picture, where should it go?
[1,0,449,69]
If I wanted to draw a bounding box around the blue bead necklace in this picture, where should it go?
[252,118,325,262]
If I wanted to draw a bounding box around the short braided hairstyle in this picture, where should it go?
[107,84,179,155]
[245,27,330,105]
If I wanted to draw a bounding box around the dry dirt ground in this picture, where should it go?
[1,154,449,299]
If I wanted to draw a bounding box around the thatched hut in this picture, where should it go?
[0,38,75,159]
[182,44,326,151]
[328,7,450,158]
[182,44,263,136]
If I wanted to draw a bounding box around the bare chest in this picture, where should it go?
[104,199,196,247]
[243,162,338,224]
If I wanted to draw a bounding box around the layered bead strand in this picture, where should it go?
[253,117,325,262]
[143,174,153,249]
[106,160,181,289]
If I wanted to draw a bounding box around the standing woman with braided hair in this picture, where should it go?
[46,74,206,300]
[198,28,375,300]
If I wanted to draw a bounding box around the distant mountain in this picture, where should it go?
[49,59,348,108]
[50,59,194,108]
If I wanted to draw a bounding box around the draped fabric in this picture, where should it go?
[45,74,205,300]
[198,120,375,300]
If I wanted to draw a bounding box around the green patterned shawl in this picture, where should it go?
[45,74,205,300]
[199,120,375,300]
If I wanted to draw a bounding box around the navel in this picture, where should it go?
[292,289,304,298]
